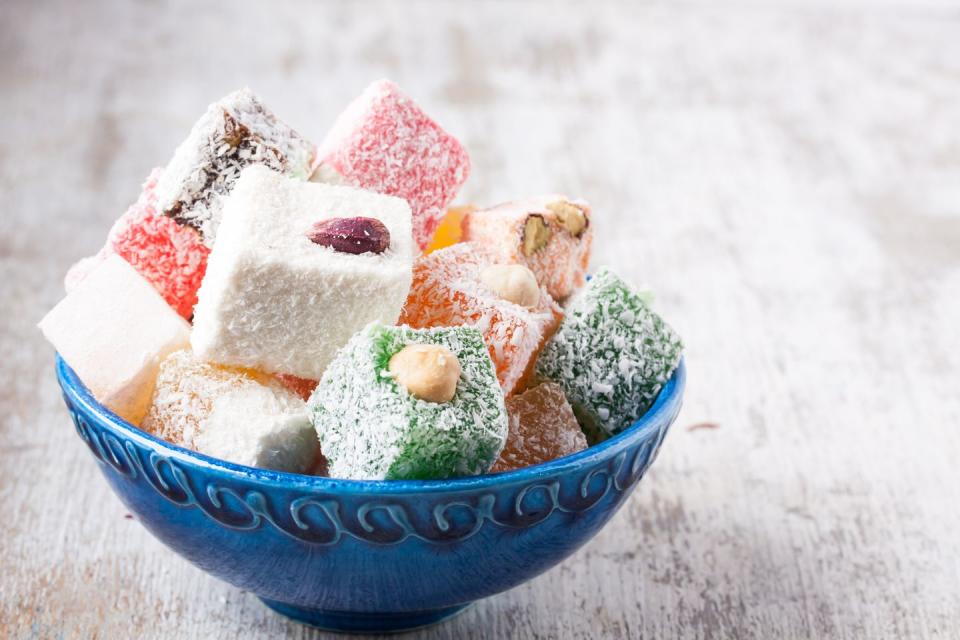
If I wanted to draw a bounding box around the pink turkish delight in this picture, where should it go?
[314,80,470,250]
[65,169,209,320]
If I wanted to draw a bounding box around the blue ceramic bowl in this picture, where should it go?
[55,355,685,634]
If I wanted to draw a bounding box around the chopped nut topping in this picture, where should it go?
[221,110,250,150]
[522,214,551,256]
[546,200,588,236]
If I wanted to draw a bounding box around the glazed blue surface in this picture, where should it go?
[55,355,685,633]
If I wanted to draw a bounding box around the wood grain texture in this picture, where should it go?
[2,1,959,638]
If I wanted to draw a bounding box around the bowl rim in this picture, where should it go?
[57,354,685,494]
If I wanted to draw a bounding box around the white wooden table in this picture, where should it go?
[2,1,959,637]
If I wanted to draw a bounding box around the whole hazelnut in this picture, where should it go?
[388,344,461,403]
[546,200,588,236]
[480,264,541,308]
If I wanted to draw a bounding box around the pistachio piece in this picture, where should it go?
[522,214,551,256]
[388,344,461,403]
[546,200,587,236]
[480,264,540,308]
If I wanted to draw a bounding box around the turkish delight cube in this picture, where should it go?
[143,350,316,473]
[191,165,413,380]
[491,382,587,472]
[425,204,476,254]
[462,195,593,300]
[399,242,562,395]
[309,323,507,480]
[39,255,191,425]
[315,80,470,250]
[536,267,682,439]
[156,88,316,245]
[65,169,210,320]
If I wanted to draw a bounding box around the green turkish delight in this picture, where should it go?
[309,323,508,480]
[536,267,683,439]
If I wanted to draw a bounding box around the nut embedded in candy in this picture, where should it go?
[400,243,563,395]
[480,264,541,308]
[546,200,587,236]
[311,324,506,479]
[389,344,461,403]
[190,166,413,381]
[40,80,689,486]
[307,217,391,255]
[461,195,593,300]
[522,214,551,256]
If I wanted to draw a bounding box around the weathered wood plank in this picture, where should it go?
[2,1,959,638]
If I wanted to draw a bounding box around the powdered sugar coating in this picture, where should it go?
[491,382,587,472]
[399,242,562,395]
[309,323,507,480]
[191,166,413,380]
[65,169,210,319]
[535,267,683,438]
[462,195,593,300]
[64,255,105,292]
[156,89,316,245]
[39,255,191,425]
[143,350,316,473]
[316,80,470,250]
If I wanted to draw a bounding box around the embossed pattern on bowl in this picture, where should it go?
[56,355,685,633]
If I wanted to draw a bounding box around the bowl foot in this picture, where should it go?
[259,598,472,634]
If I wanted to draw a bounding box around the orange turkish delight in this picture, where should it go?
[491,382,587,472]
[399,242,561,395]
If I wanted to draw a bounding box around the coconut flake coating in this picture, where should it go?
[65,169,210,320]
[535,267,683,438]
[462,195,593,300]
[309,323,507,480]
[143,350,316,473]
[156,88,316,245]
[491,382,587,473]
[399,242,562,395]
[107,168,209,319]
[190,165,414,381]
[316,80,470,250]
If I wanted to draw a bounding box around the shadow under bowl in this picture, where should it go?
[55,355,685,634]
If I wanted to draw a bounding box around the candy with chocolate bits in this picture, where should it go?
[156,89,316,246]
[462,195,593,300]
[491,382,587,472]
[399,242,562,396]
[535,267,683,439]
[309,323,507,480]
[314,80,470,250]
[143,350,317,473]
